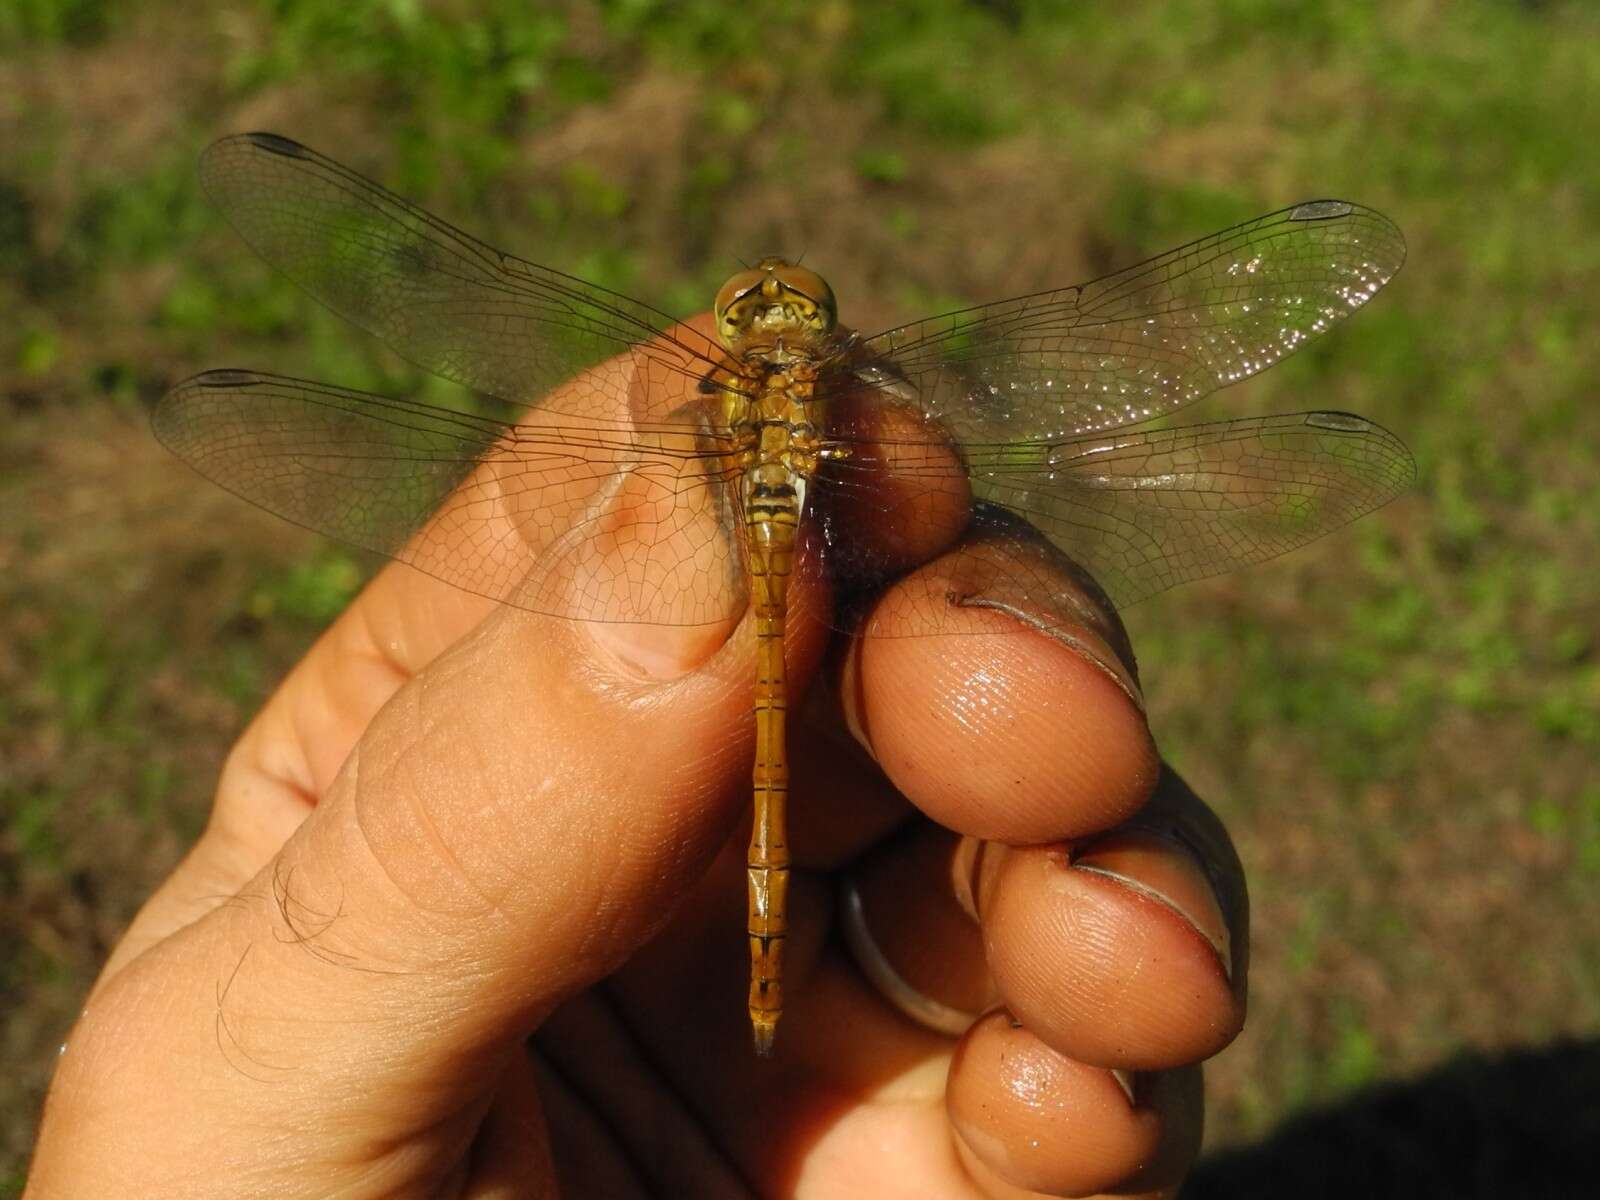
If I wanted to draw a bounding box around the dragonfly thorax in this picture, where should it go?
[713,257,837,355]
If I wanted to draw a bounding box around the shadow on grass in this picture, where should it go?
[1185,1040,1600,1198]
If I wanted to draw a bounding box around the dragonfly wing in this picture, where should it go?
[154,369,747,627]
[199,133,726,415]
[962,411,1416,611]
[852,201,1404,442]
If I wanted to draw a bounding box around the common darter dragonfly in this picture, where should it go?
[155,132,1413,1054]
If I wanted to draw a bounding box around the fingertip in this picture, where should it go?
[981,840,1242,1070]
[855,608,1158,843]
[947,1012,1202,1197]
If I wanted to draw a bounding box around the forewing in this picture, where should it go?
[199,132,727,416]
[852,201,1404,442]
[153,369,747,626]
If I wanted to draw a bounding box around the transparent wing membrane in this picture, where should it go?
[801,408,1413,630]
[852,201,1404,443]
[154,369,747,626]
[200,133,730,413]
[162,134,1412,633]
[965,409,1414,609]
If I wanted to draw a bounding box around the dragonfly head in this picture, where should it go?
[714,258,837,353]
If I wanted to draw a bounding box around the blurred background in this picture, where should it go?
[2,0,1597,1193]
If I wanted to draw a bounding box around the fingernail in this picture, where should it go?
[1072,831,1232,981]
[949,835,985,924]
[1110,1068,1137,1106]
[960,596,1144,714]
[834,638,875,755]
[586,617,735,680]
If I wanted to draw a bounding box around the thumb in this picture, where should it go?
[35,579,818,1195]
[302,599,761,1041]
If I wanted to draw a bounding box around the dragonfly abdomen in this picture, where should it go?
[743,469,801,1057]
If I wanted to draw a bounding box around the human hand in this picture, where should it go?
[29,339,1247,1200]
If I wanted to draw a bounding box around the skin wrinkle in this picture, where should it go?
[636,796,718,901]
[353,680,513,928]
[248,702,323,817]
[382,607,754,984]
[355,595,422,701]
[578,699,744,962]
[262,572,492,825]
[298,699,575,1014]
[584,777,700,956]
[296,622,412,799]
[448,637,586,808]
[394,740,512,927]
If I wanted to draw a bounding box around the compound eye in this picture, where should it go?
[773,265,836,331]
[713,268,767,347]
[714,269,764,320]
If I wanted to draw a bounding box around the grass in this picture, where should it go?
[3,0,1599,1187]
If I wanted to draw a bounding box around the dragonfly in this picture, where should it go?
[154,132,1414,1056]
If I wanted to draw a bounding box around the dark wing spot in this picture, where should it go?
[1305,411,1373,433]
[1289,199,1355,222]
[195,369,260,387]
[243,131,310,158]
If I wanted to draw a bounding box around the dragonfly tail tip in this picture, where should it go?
[752,1020,777,1058]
